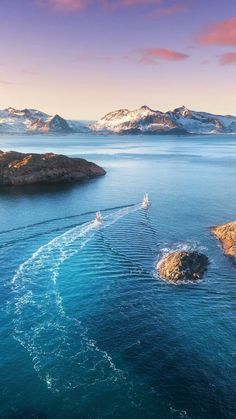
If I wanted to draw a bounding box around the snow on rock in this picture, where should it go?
[90,105,185,134]
[91,105,236,135]
[1,105,236,135]
[0,108,88,134]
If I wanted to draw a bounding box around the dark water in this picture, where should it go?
[0,134,235,419]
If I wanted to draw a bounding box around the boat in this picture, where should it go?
[94,211,103,225]
[141,193,150,209]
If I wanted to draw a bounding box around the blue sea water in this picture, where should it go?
[0,134,236,419]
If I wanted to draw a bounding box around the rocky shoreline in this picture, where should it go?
[211,221,236,260]
[0,150,106,186]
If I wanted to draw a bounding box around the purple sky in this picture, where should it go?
[0,0,236,119]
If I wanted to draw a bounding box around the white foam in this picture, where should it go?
[9,205,139,392]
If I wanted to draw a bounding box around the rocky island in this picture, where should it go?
[0,150,105,185]
[211,221,236,260]
[158,251,209,283]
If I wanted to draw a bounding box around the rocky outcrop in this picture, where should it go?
[211,221,236,259]
[0,150,105,185]
[158,251,209,282]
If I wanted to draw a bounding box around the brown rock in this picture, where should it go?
[158,251,208,282]
[211,221,236,259]
[0,150,106,185]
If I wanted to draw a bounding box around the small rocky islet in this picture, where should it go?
[158,251,209,283]
[157,221,236,284]
[0,150,106,185]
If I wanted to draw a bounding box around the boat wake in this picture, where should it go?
[0,204,136,250]
[0,204,135,236]
[8,204,140,393]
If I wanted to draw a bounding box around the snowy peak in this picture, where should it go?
[0,107,87,134]
[139,105,156,112]
[100,108,130,121]
[90,105,174,134]
[92,106,236,135]
[140,105,151,110]
[4,107,48,119]
[91,105,183,134]
[99,106,157,123]
[172,106,191,117]
[5,107,19,114]
[1,105,236,135]
[28,113,72,133]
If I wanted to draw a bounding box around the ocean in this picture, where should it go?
[0,133,235,419]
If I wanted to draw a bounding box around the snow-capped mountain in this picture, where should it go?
[0,108,87,134]
[91,106,182,134]
[91,105,236,135]
[170,106,236,134]
[1,105,236,135]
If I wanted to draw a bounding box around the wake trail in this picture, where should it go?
[0,203,135,235]
[8,204,140,393]
[0,220,87,250]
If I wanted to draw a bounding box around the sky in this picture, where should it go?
[0,0,236,119]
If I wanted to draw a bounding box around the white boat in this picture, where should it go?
[94,211,103,224]
[141,193,150,209]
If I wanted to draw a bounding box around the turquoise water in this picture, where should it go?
[0,134,236,419]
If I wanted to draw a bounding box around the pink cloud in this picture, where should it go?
[220,52,236,65]
[76,48,189,65]
[138,48,188,64]
[198,18,236,46]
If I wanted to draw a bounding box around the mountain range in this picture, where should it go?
[1,106,236,135]
[91,106,236,135]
